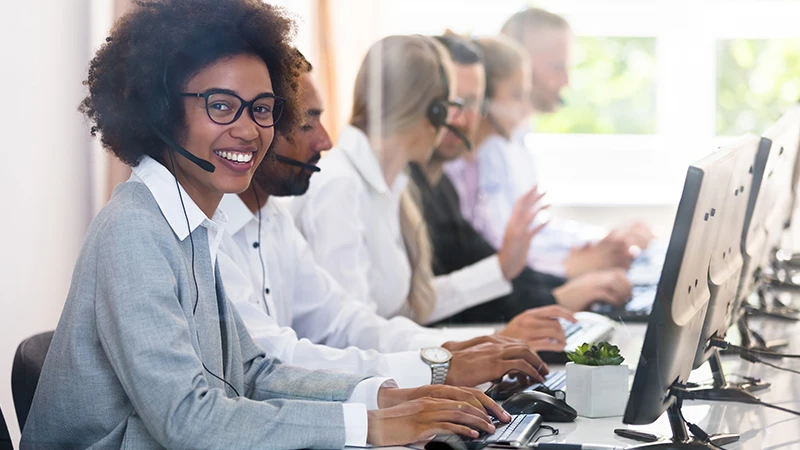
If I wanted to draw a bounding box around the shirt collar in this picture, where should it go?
[513,122,533,146]
[129,155,227,241]
[338,125,392,195]
[219,194,256,236]
[219,193,285,237]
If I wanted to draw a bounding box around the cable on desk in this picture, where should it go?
[533,425,559,443]
[711,338,800,359]
[675,398,726,450]
[757,358,800,376]
[738,350,800,378]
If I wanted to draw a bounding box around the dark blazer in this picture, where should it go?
[409,163,565,324]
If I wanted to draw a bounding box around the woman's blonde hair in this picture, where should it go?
[350,35,453,323]
[472,35,530,100]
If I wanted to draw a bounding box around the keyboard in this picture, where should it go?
[591,284,658,322]
[527,369,566,393]
[561,311,617,351]
[427,414,543,450]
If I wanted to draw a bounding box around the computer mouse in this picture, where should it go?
[484,369,538,401]
[502,390,577,422]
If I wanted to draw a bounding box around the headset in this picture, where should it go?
[152,69,217,173]
[153,66,239,397]
[421,36,473,151]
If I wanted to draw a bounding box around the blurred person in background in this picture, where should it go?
[440,7,655,281]
[418,34,631,318]
[289,35,572,345]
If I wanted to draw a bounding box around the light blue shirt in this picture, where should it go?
[445,127,593,277]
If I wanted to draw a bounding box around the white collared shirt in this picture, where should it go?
[128,156,228,269]
[218,193,458,389]
[128,156,384,446]
[289,125,513,325]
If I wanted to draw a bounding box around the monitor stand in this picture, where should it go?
[730,309,790,354]
[752,279,800,321]
[687,350,770,401]
[628,389,738,449]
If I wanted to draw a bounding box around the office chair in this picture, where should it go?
[0,403,12,450]
[12,331,54,432]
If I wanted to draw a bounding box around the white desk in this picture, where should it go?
[539,319,800,449]
[369,317,800,449]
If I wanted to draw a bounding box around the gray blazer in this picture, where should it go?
[21,182,367,449]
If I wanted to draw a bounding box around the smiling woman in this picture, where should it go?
[17,0,382,448]
[21,2,505,447]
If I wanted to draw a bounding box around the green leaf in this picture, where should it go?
[566,341,624,366]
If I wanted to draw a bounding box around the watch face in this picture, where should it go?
[422,347,451,364]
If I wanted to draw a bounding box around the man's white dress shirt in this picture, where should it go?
[289,125,513,324]
[218,193,462,388]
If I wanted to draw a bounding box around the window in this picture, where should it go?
[272,0,800,205]
[716,39,800,136]
[535,36,657,134]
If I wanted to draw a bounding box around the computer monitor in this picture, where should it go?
[622,149,739,449]
[750,109,800,319]
[731,138,773,325]
[786,105,800,226]
[692,136,768,367]
[768,106,800,284]
[761,107,800,260]
[688,136,772,398]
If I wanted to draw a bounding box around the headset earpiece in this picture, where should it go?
[426,99,448,129]
[423,35,474,151]
[422,36,451,130]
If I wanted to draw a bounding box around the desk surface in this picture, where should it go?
[371,318,800,450]
[541,319,800,449]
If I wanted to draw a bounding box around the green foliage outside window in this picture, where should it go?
[534,36,658,135]
[716,39,800,136]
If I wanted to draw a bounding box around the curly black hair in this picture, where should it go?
[81,0,303,166]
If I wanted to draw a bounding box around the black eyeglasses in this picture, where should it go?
[181,89,285,128]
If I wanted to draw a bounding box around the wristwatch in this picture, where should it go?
[420,347,452,385]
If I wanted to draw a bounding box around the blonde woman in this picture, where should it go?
[290,36,564,378]
[445,35,632,311]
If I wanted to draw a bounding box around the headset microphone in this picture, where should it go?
[274,154,321,172]
[151,125,216,173]
[422,36,474,153]
[443,123,472,151]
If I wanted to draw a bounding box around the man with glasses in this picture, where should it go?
[409,34,631,326]
[216,50,560,390]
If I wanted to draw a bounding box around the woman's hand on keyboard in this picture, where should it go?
[441,335,524,352]
[564,230,637,278]
[615,220,655,249]
[553,269,632,311]
[443,340,549,387]
[378,385,509,420]
[368,391,509,445]
[496,305,576,351]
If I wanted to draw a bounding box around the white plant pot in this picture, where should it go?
[565,362,628,418]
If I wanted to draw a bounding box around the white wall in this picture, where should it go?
[0,0,94,445]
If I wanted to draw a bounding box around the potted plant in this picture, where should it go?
[565,342,628,418]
